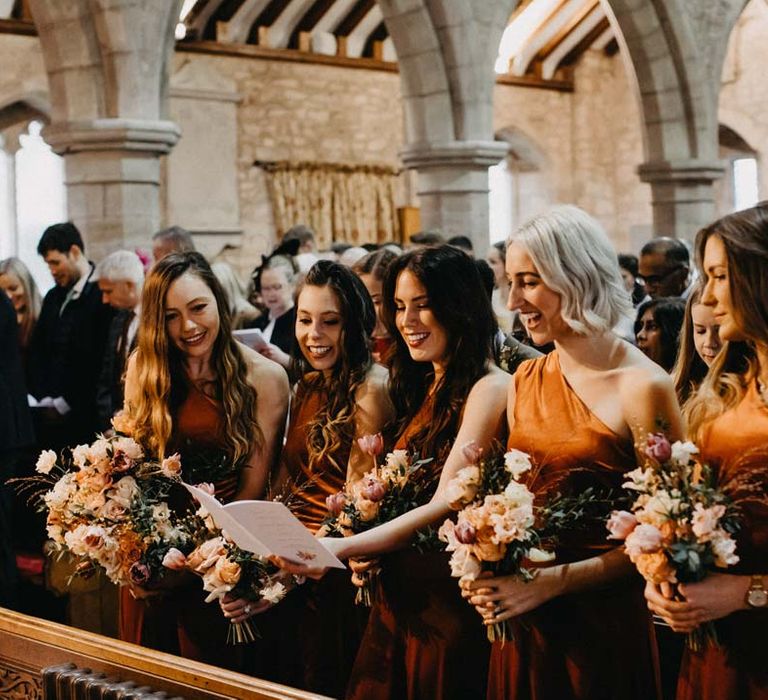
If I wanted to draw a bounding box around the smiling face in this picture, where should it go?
[505,241,565,345]
[691,302,722,366]
[635,307,662,364]
[0,270,27,313]
[164,271,220,361]
[295,284,343,371]
[701,234,742,343]
[394,269,449,372]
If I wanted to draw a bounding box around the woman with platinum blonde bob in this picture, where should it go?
[464,205,682,699]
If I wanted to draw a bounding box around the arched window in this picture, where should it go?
[717,124,759,214]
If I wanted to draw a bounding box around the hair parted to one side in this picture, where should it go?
[672,285,709,404]
[684,202,768,441]
[508,205,632,335]
[293,260,376,473]
[129,252,261,462]
[382,245,496,463]
[0,256,42,347]
[634,296,685,372]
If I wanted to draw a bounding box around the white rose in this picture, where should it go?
[444,466,480,509]
[503,480,535,508]
[112,436,144,460]
[36,449,58,475]
[711,530,739,568]
[670,441,699,466]
[71,444,90,468]
[504,449,533,480]
[88,438,111,464]
[109,476,139,508]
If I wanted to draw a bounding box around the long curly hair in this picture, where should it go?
[293,260,376,473]
[129,252,261,462]
[685,202,768,441]
[382,246,496,462]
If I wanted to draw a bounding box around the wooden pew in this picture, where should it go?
[0,608,331,699]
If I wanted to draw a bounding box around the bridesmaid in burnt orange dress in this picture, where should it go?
[464,206,682,700]
[119,252,289,669]
[646,204,768,700]
[278,246,510,700]
[223,260,393,695]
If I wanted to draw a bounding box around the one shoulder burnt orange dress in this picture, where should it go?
[488,352,659,700]
[119,381,242,670]
[346,394,491,700]
[677,379,768,700]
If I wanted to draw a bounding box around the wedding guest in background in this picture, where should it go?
[282,245,510,700]
[487,241,514,334]
[281,223,317,254]
[447,234,474,256]
[94,251,145,431]
[28,223,112,449]
[408,230,445,248]
[352,248,398,364]
[120,251,289,669]
[247,255,298,368]
[635,297,686,372]
[673,284,723,404]
[0,256,42,363]
[639,237,691,299]
[224,261,393,696]
[618,253,648,306]
[465,205,682,700]
[339,246,368,268]
[0,293,35,609]
[646,202,768,700]
[211,261,260,329]
[151,225,196,263]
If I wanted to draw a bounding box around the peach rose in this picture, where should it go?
[635,551,676,584]
[214,555,242,586]
[606,510,638,540]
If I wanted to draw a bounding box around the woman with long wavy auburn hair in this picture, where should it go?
[120,252,289,669]
[279,245,510,700]
[465,205,682,700]
[646,203,768,700]
[221,260,393,696]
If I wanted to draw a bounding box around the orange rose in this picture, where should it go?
[214,556,241,586]
[635,551,676,584]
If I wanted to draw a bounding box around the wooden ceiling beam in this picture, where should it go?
[538,0,598,60]
[334,0,374,37]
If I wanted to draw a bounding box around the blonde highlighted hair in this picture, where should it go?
[0,257,42,347]
[129,252,262,461]
[508,205,632,335]
[684,202,768,441]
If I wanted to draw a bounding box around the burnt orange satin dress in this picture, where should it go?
[677,379,768,700]
[119,382,242,670]
[252,384,366,697]
[488,352,659,700]
[347,396,491,700]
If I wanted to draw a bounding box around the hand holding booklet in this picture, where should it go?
[184,483,345,570]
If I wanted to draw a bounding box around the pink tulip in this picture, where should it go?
[455,521,477,544]
[357,433,384,457]
[326,492,347,517]
[360,476,387,502]
[606,510,638,540]
[111,450,133,474]
[461,440,483,465]
[162,548,188,571]
[645,433,672,463]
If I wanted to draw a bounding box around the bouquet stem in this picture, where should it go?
[227,619,258,645]
[354,570,379,607]
[486,620,513,644]
[686,621,718,652]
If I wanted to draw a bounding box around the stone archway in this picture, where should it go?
[604,0,748,237]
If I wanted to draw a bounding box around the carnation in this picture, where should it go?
[260,581,287,604]
[36,449,58,475]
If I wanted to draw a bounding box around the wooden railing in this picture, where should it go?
[0,608,330,700]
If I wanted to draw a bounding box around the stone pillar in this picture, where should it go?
[402,140,510,243]
[43,120,179,261]
[28,0,182,256]
[0,126,24,257]
[638,160,726,238]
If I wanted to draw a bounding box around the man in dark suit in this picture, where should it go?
[94,251,144,430]
[0,293,34,607]
[27,223,112,449]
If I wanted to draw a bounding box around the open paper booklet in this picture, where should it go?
[184,483,345,569]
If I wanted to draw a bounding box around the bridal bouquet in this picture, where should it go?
[607,433,740,650]
[439,442,605,642]
[19,432,192,589]
[324,433,435,605]
[163,514,287,644]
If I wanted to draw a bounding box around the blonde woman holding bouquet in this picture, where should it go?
[463,205,682,700]
[646,203,768,700]
[279,245,510,700]
[121,252,289,669]
[223,260,393,696]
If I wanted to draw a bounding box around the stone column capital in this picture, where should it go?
[401,140,510,171]
[42,119,181,156]
[637,159,726,186]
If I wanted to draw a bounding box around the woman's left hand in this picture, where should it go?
[460,567,564,624]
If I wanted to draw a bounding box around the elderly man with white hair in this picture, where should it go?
[95,250,144,430]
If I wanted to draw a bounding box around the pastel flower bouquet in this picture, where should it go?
[439,442,607,642]
[163,499,288,644]
[324,433,436,606]
[607,433,740,650]
[16,432,194,589]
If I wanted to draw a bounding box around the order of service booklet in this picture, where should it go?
[184,483,345,569]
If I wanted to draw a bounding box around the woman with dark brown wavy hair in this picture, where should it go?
[221,260,392,696]
[120,251,289,669]
[646,202,768,700]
